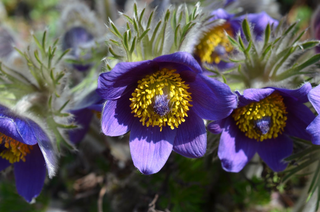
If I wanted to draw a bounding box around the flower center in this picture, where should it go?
[129,68,192,131]
[195,23,234,64]
[232,92,287,141]
[0,133,33,163]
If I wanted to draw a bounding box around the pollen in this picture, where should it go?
[195,23,234,64]
[129,68,193,131]
[0,132,33,163]
[232,92,288,142]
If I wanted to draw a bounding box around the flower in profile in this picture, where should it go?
[62,26,94,71]
[306,85,320,144]
[59,2,105,72]
[208,83,314,172]
[194,9,278,70]
[68,90,103,144]
[0,104,57,202]
[97,52,237,174]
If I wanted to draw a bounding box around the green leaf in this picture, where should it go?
[227,35,242,51]
[42,30,47,53]
[123,14,133,25]
[242,19,252,41]
[110,21,123,39]
[55,49,71,65]
[147,11,154,29]
[263,24,271,49]
[299,41,320,50]
[276,54,320,81]
[130,36,136,54]
[139,29,150,41]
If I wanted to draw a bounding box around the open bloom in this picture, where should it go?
[97,52,237,174]
[0,104,56,202]
[208,83,314,172]
[306,85,320,144]
[69,90,103,143]
[194,9,278,70]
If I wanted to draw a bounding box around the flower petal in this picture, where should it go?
[271,82,312,103]
[29,122,57,178]
[284,98,314,141]
[257,135,292,172]
[14,144,46,202]
[306,116,320,145]
[207,119,226,134]
[308,84,320,114]
[210,8,235,20]
[97,60,157,100]
[173,110,206,158]
[190,74,237,120]
[218,117,257,172]
[153,52,203,73]
[69,109,93,144]
[101,93,134,136]
[129,120,176,175]
[72,90,104,111]
[0,157,10,171]
[239,88,274,107]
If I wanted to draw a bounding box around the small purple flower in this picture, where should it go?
[62,26,94,71]
[208,83,314,172]
[69,90,103,144]
[0,104,56,202]
[194,9,278,70]
[306,85,320,144]
[97,52,237,174]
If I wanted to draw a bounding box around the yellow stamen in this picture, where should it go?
[0,133,33,163]
[232,92,287,141]
[129,68,193,131]
[195,23,234,64]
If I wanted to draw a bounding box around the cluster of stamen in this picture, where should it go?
[129,68,193,131]
[195,23,234,64]
[0,133,33,163]
[232,92,287,141]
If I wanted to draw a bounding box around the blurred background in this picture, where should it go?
[0,0,320,211]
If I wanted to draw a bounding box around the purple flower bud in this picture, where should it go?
[62,26,94,72]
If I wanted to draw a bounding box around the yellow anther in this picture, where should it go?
[232,92,287,142]
[195,23,234,64]
[129,68,193,131]
[0,133,33,163]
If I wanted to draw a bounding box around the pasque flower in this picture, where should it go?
[306,85,320,144]
[62,26,94,72]
[0,104,56,202]
[97,52,237,174]
[208,83,314,172]
[194,9,278,70]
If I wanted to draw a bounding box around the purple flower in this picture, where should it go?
[97,52,237,174]
[0,105,56,202]
[62,26,94,71]
[68,90,103,144]
[194,9,278,70]
[306,85,320,145]
[208,83,314,172]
